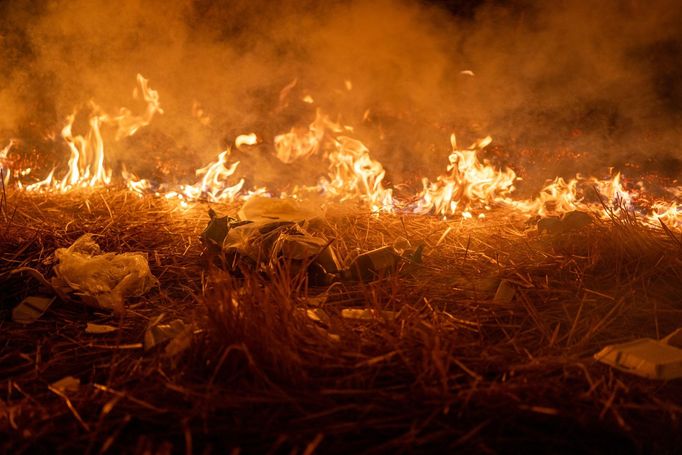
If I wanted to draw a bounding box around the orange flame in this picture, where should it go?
[321,136,393,212]
[11,76,681,228]
[416,134,516,217]
[25,74,161,193]
[274,110,340,163]
[512,177,580,215]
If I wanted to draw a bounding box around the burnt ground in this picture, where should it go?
[1,189,682,454]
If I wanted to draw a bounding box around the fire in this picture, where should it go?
[6,76,681,231]
[320,136,393,213]
[58,110,112,190]
[274,110,340,164]
[513,177,580,216]
[415,134,516,217]
[181,149,245,202]
[124,148,245,205]
[649,201,681,229]
[111,74,164,140]
[22,74,162,193]
[235,133,258,149]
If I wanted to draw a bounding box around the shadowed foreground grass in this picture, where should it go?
[1,189,682,453]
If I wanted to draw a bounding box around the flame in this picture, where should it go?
[512,177,580,216]
[24,74,161,193]
[58,110,112,190]
[111,74,164,140]
[9,75,681,230]
[121,166,151,196]
[235,133,258,148]
[415,134,516,217]
[648,201,681,228]
[274,110,341,163]
[124,149,245,204]
[591,172,634,212]
[321,136,393,212]
[23,169,55,192]
[176,149,244,202]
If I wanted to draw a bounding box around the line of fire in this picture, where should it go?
[1,0,681,453]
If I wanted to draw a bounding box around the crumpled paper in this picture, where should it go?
[54,234,158,311]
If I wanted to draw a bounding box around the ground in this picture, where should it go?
[1,189,682,454]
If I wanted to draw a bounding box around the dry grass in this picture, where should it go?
[1,188,682,453]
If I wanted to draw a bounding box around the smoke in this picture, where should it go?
[0,0,680,184]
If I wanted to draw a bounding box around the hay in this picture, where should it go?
[1,187,682,453]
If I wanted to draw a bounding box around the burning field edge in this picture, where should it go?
[1,188,682,453]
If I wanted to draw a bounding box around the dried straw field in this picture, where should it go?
[2,189,682,453]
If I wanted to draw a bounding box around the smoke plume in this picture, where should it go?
[1,0,680,186]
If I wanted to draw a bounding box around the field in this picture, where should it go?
[2,189,682,453]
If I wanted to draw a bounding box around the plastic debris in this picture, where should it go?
[54,234,158,312]
[304,294,329,307]
[85,323,118,334]
[493,280,516,304]
[342,246,401,282]
[204,206,420,284]
[303,308,331,325]
[392,236,412,254]
[203,209,338,284]
[12,296,55,324]
[201,209,231,247]
[409,244,424,264]
[238,195,321,222]
[50,376,81,394]
[144,318,188,351]
[594,329,682,380]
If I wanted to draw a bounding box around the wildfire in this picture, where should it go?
[649,201,681,229]
[274,109,341,164]
[320,136,393,213]
[415,134,516,217]
[178,149,244,202]
[4,76,680,230]
[512,177,580,215]
[17,74,162,193]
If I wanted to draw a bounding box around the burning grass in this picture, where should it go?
[2,188,682,453]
